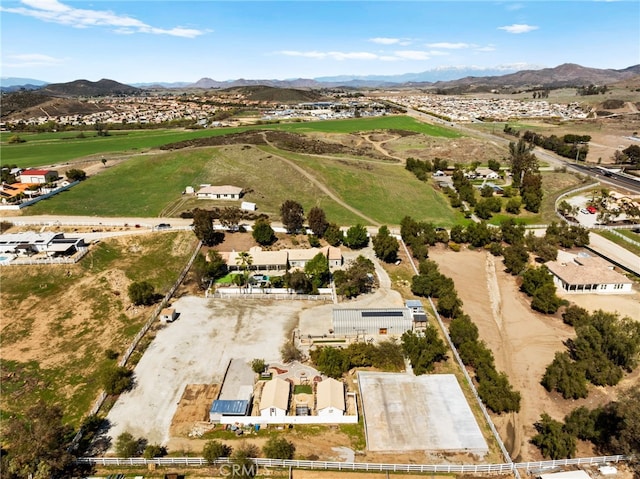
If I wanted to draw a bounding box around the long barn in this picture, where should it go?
[332,308,413,337]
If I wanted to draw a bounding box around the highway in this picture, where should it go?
[405,106,640,195]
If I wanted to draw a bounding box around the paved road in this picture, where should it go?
[587,232,640,276]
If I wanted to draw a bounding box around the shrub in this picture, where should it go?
[103,366,134,395]
[115,432,140,457]
[263,436,295,460]
[251,358,267,374]
[203,440,232,463]
[143,444,167,459]
[127,281,155,306]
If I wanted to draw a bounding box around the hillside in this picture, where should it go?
[1,91,111,120]
[221,85,327,103]
[38,78,140,97]
[430,63,640,91]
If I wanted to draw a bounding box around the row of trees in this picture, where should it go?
[409,259,521,413]
[310,340,405,378]
[405,157,449,180]
[542,307,640,400]
[612,144,640,167]
[531,385,639,465]
[521,130,589,162]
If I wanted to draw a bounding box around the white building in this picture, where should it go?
[259,377,290,417]
[546,255,633,294]
[316,378,345,417]
[195,185,243,200]
[332,308,413,336]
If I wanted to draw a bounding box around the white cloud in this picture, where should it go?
[476,45,496,52]
[394,50,431,60]
[426,42,472,49]
[278,51,380,61]
[498,23,539,34]
[370,37,401,45]
[0,0,206,38]
[3,53,65,68]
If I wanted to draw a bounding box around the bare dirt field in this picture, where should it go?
[427,246,637,462]
[170,384,220,437]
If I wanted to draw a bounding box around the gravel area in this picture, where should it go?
[105,295,309,448]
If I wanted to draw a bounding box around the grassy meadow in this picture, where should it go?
[1,115,459,168]
[0,231,197,424]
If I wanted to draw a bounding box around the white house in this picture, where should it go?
[196,185,243,200]
[259,377,290,417]
[546,255,633,294]
[19,169,58,184]
[316,378,345,417]
[475,168,500,180]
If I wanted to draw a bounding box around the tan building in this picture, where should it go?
[259,377,290,417]
[316,378,345,417]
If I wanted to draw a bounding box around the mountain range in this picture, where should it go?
[2,63,639,95]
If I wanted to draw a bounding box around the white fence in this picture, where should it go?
[218,415,358,425]
[214,287,333,301]
[2,246,89,266]
[77,454,630,473]
[0,181,80,210]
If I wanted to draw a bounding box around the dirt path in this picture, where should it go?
[361,133,404,161]
[429,248,578,461]
[259,133,381,226]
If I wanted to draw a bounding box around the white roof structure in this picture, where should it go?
[196,185,243,196]
[546,260,632,287]
[260,377,290,412]
[316,378,345,411]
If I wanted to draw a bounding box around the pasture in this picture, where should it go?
[24,142,462,226]
[1,116,459,168]
[0,231,197,424]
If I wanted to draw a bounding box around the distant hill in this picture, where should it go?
[427,63,640,91]
[1,90,112,120]
[189,77,326,89]
[1,77,48,88]
[39,78,140,97]
[221,85,326,103]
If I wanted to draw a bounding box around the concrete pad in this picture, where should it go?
[357,372,488,455]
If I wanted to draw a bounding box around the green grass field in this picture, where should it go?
[26,142,462,226]
[1,116,459,168]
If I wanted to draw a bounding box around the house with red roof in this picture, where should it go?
[19,169,58,184]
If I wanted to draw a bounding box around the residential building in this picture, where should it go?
[546,255,633,294]
[19,169,58,184]
[195,185,243,200]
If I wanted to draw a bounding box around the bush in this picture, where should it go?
[115,431,140,457]
[531,413,576,459]
[203,440,232,463]
[251,218,276,246]
[251,358,267,374]
[143,444,167,459]
[103,366,134,395]
[343,224,369,249]
[65,168,87,181]
[127,281,155,306]
[281,341,303,363]
[262,436,295,460]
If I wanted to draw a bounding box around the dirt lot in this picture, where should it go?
[428,246,638,462]
[170,384,221,437]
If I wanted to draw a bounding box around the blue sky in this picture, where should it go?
[1,0,639,83]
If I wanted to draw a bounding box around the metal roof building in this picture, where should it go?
[332,308,413,337]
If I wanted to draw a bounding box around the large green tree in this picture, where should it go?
[280,200,305,234]
[307,206,329,237]
[372,225,399,263]
[1,400,76,479]
[343,224,369,249]
[252,218,276,246]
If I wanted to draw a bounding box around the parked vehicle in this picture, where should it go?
[580,208,590,214]
[587,206,597,214]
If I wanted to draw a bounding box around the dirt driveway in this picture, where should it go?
[105,296,311,448]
